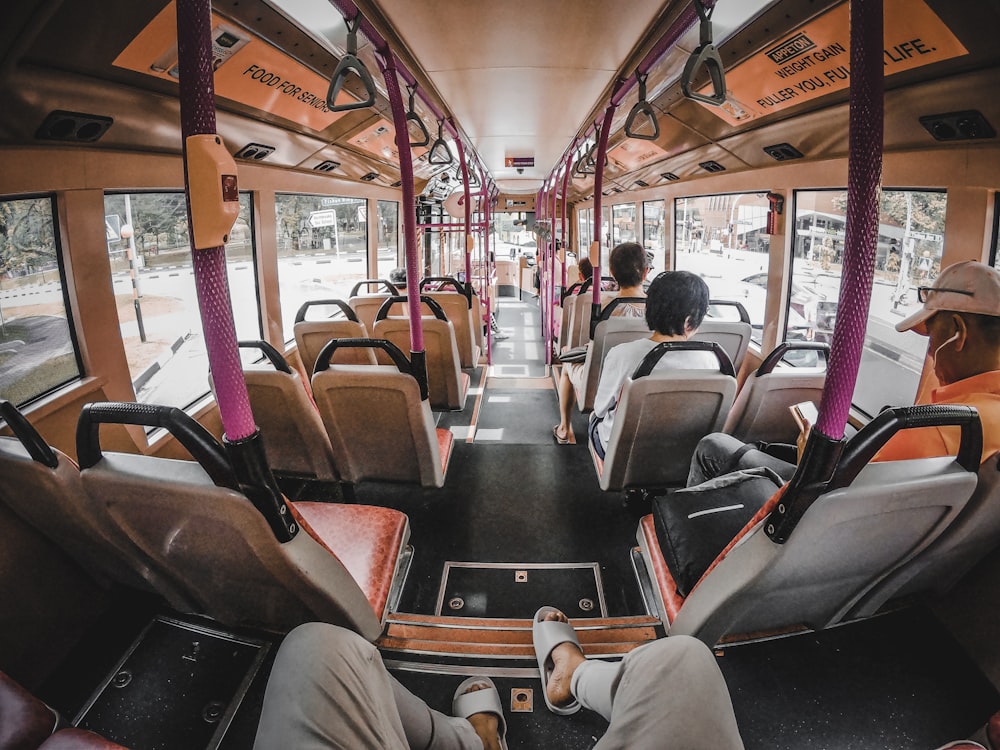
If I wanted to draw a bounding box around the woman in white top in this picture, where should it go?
[589,270,716,458]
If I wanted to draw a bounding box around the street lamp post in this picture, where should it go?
[120,196,146,343]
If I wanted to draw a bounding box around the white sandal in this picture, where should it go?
[532,606,582,715]
[452,676,509,749]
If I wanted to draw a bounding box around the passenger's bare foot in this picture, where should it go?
[542,609,586,709]
[462,681,503,750]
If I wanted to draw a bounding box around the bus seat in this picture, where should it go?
[372,296,469,411]
[0,401,193,608]
[593,342,736,491]
[692,300,753,372]
[722,341,829,445]
[557,283,582,348]
[38,728,130,749]
[635,405,982,646]
[0,669,58,749]
[311,339,452,488]
[234,341,340,482]
[571,298,650,414]
[348,279,401,338]
[847,451,1000,618]
[293,299,375,373]
[420,290,481,368]
[561,282,616,352]
[471,290,485,353]
[76,402,410,639]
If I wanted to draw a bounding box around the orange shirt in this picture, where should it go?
[874,370,1000,465]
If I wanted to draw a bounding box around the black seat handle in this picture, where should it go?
[831,404,983,486]
[706,299,752,324]
[579,275,616,295]
[0,400,58,469]
[349,279,399,297]
[561,281,582,304]
[598,296,647,322]
[313,337,412,376]
[294,299,359,324]
[630,340,735,379]
[237,341,293,374]
[757,341,830,375]
[375,295,448,322]
[420,276,472,307]
[76,402,239,490]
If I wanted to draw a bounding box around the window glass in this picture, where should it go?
[792,189,947,416]
[376,200,400,281]
[611,203,636,247]
[0,195,82,405]
[642,200,665,274]
[275,194,368,341]
[492,211,535,264]
[673,193,772,344]
[577,208,593,262]
[104,192,259,409]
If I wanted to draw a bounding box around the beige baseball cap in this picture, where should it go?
[896,260,1000,334]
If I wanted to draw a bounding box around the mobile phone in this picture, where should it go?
[790,400,819,430]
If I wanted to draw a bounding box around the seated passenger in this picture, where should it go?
[253,611,746,749]
[575,256,593,286]
[689,260,1000,486]
[389,266,407,286]
[553,242,651,444]
[589,270,718,458]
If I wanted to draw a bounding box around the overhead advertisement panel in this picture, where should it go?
[114,1,355,133]
[700,0,968,126]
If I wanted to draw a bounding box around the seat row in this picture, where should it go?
[0,400,411,638]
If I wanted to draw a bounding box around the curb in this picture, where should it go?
[132,335,187,392]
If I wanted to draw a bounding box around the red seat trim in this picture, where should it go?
[437,428,454,475]
[0,671,57,750]
[639,515,684,623]
[289,502,408,621]
[39,728,130,749]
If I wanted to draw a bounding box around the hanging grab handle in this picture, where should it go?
[326,16,377,112]
[681,0,727,106]
[405,85,430,147]
[624,72,660,141]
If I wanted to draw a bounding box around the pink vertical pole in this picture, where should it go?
[560,151,573,292]
[591,104,617,316]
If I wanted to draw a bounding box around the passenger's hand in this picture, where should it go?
[795,420,812,463]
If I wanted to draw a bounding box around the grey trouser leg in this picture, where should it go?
[253,623,480,750]
[688,432,796,486]
[586,636,745,750]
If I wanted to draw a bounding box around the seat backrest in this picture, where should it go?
[311,339,447,487]
[668,405,983,646]
[75,402,385,638]
[421,291,480,368]
[236,341,339,481]
[471,290,485,353]
[573,298,650,413]
[0,401,191,605]
[350,294,403,338]
[847,451,1000,617]
[598,343,737,490]
[373,305,466,411]
[0,670,58,749]
[563,285,616,351]
[722,342,829,444]
[294,299,375,372]
[692,300,753,371]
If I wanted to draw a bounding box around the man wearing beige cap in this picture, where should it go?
[689,260,1000,485]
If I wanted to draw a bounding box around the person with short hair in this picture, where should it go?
[589,270,718,457]
[553,242,651,444]
[689,260,1000,485]
[388,266,407,286]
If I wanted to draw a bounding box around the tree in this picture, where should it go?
[0,198,56,277]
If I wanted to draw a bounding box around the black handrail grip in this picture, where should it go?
[0,400,58,469]
[561,282,582,304]
[76,402,239,490]
[757,341,830,375]
[294,299,359,324]
[313,337,412,375]
[419,276,466,294]
[706,299,752,324]
[598,297,647,322]
[237,341,293,374]
[349,279,399,297]
[767,404,983,542]
[830,405,983,485]
[630,340,735,379]
[375,295,448,322]
[325,17,377,112]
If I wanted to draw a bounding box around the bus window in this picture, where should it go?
[275,194,368,341]
[577,208,593,258]
[104,191,259,410]
[792,189,947,416]
[376,200,400,280]
[0,195,82,405]
[674,193,773,344]
[642,200,665,273]
[611,203,636,247]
